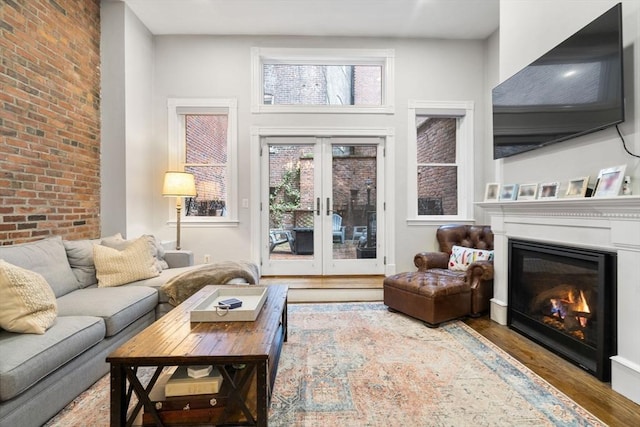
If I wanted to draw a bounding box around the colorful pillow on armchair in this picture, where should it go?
[448,245,494,271]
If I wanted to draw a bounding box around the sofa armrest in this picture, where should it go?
[465,260,494,289]
[164,250,194,268]
[414,251,449,271]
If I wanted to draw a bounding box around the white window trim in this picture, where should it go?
[251,47,395,114]
[167,98,238,225]
[406,100,475,224]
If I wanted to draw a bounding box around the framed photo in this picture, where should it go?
[565,176,590,198]
[484,183,500,201]
[499,184,518,201]
[594,165,626,197]
[517,183,538,200]
[538,182,559,199]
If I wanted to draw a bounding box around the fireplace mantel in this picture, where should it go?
[478,195,640,404]
[477,195,640,218]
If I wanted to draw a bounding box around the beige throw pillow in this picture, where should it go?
[0,260,58,334]
[94,236,160,287]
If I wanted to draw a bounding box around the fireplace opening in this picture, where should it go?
[508,239,617,381]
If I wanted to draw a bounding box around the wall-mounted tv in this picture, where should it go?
[492,3,624,159]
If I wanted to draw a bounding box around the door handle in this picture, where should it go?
[316,198,320,216]
[326,197,331,216]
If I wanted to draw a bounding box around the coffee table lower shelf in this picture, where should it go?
[107,284,288,427]
[140,364,258,426]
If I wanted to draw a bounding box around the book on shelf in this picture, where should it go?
[164,365,223,397]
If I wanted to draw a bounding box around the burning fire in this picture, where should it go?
[550,290,591,328]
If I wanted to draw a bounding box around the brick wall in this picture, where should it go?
[0,0,100,244]
[416,117,458,215]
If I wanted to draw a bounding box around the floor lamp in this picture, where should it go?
[162,171,196,250]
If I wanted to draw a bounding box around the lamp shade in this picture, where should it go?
[162,171,197,197]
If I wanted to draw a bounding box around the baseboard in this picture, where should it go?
[288,288,383,303]
[490,298,508,325]
[611,355,640,405]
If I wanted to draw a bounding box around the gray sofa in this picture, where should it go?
[0,235,202,427]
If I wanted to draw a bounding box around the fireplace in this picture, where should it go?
[508,239,617,381]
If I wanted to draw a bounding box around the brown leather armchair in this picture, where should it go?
[383,224,494,327]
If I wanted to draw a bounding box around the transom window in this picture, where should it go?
[251,48,394,114]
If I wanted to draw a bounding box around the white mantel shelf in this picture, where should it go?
[476,195,640,218]
[478,195,640,405]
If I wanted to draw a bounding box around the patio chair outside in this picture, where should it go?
[333,213,346,243]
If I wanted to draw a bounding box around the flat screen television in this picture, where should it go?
[492,3,624,159]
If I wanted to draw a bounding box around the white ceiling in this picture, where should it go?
[122,0,499,40]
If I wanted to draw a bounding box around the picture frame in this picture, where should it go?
[484,183,500,201]
[538,182,559,199]
[499,184,518,201]
[517,183,538,200]
[594,165,626,198]
[565,176,590,198]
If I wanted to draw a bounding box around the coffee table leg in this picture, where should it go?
[110,364,126,427]
[256,360,268,427]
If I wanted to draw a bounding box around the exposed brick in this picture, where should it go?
[0,0,101,244]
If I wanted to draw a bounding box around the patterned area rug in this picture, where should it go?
[45,302,605,426]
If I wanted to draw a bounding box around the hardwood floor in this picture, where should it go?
[264,276,640,426]
[464,316,640,426]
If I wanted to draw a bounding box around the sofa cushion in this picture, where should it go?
[56,286,158,337]
[0,260,58,334]
[94,237,160,287]
[0,315,105,401]
[0,236,79,297]
[63,238,101,288]
[448,245,494,272]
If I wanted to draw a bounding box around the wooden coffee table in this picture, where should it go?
[107,284,288,427]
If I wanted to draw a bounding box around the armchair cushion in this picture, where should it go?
[448,245,494,271]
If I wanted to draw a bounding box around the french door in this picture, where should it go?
[261,136,384,276]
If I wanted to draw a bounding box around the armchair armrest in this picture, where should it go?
[414,251,449,271]
[164,250,194,268]
[465,260,494,289]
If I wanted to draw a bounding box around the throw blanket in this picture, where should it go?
[161,261,260,306]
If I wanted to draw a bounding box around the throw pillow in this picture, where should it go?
[101,234,167,272]
[63,238,101,288]
[448,245,494,272]
[94,237,160,287]
[0,260,58,334]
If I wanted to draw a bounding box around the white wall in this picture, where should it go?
[100,2,155,238]
[123,5,155,238]
[100,2,127,236]
[496,0,640,193]
[144,35,487,269]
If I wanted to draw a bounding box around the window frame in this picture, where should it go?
[251,47,395,114]
[167,98,238,225]
[406,100,474,224]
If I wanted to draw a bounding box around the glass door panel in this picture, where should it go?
[263,140,321,275]
[323,138,383,275]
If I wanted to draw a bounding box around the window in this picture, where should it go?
[167,98,238,223]
[407,101,474,222]
[251,48,394,114]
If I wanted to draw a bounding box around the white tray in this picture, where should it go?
[190,286,268,322]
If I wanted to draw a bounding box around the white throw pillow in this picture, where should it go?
[448,245,494,272]
[0,260,58,334]
[94,236,160,287]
